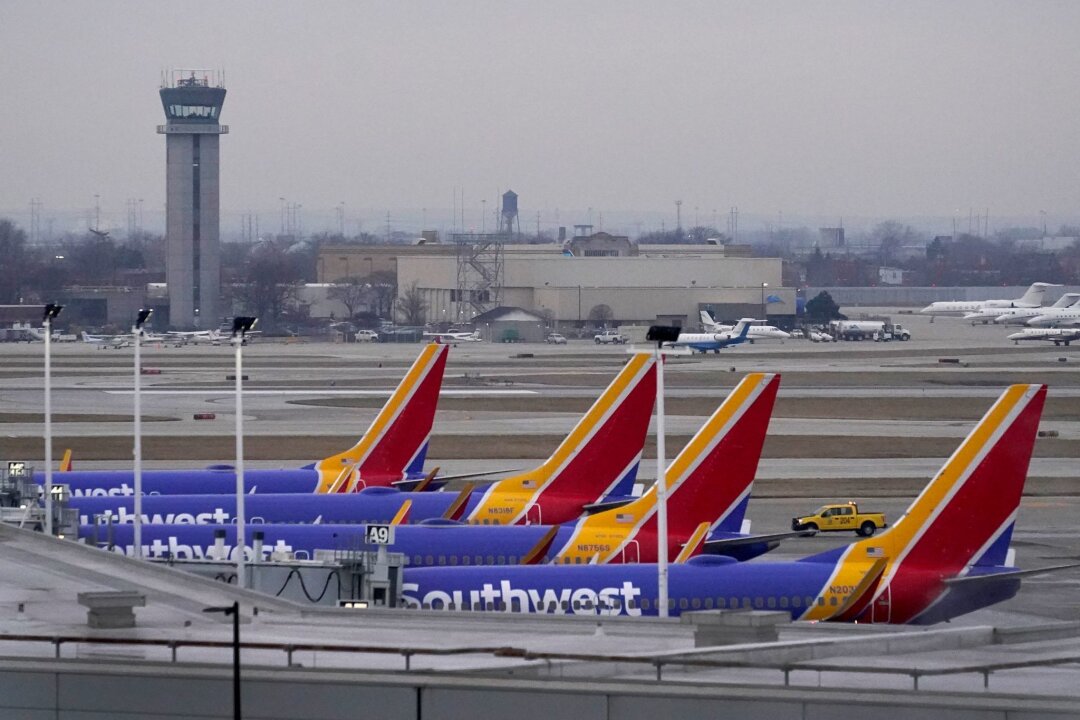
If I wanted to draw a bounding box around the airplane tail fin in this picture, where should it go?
[315,343,449,492]
[663,373,779,537]
[732,318,753,341]
[463,353,657,524]
[1016,282,1054,307]
[699,310,719,330]
[550,373,780,565]
[802,384,1046,623]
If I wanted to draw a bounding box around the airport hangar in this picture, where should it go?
[319,234,794,331]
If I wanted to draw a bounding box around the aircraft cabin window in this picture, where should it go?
[691,598,701,609]
[511,599,521,612]
[830,596,838,606]
[767,597,776,609]
[438,556,446,565]
[561,601,570,610]
[742,596,752,608]
[704,597,713,609]
[425,555,433,565]
[450,556,458,565]
[640,598,650,610]
[475,556,482,565]
[508,556,517,563]
[486,555,495,564]
[413,555,421,565]
[754,597,764,609]
[780,597,789,608]
[817,597,825,606]
[792,596,802,608]
[497,555,505,564]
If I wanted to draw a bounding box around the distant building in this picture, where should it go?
[878,267,905,286]
[565,231,636,258]
[818,227,845,250]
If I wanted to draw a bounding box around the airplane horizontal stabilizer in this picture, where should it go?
[943,563,1080,585]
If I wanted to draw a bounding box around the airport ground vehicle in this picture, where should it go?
[355,329,379,342]
[792,502,886,536]
[829,320,911,341]
[546,333,567,344]
[594,329,628,344]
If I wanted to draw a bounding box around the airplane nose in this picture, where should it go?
[919,305,934,313]
[778,331,791,339]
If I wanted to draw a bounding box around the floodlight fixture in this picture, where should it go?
[646,325,681,344]
[43,304,63,322]
[232,316,258,337]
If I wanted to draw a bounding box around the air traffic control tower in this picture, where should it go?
[157,70,228,329]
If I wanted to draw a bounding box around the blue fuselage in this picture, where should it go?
[67,487,460,526]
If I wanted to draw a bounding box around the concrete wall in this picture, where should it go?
[0,661,1074,720]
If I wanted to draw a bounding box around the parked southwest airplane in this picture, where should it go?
[83,373,788,565]
[38,343,451,497]
[666,318,753,353]
[403,384,1052,624]
[69,354,659,527]
[919,282,1059,318]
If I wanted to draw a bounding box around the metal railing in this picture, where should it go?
[1,631,1079,692]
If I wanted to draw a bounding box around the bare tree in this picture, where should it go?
[588,303,614,327]
[327,276,368,322]
[233,241,306,331]
[395,281,428,325]
[0,219,28,304]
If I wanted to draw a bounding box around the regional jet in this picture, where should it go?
[919,282,1059,318]
[699,311,790,341]
[666,318,752,353]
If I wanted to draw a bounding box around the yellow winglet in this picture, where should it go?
[59,449,73,472]
[442,483,475,521]
[391,500,412,526]
[521,526,560,565]
[412,466,440,493]
[674,522,711,563]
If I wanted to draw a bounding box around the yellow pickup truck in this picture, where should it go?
[791,502,886,537]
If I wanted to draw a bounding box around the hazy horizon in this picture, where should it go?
[4,1,1079,238]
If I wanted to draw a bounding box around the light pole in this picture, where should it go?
[203,601,240,720]
[761,282,768,320]
[231,317,258,587]
[132,308,153,557]
[645,326,680,618]
[42,303,63,536]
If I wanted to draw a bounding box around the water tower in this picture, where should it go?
[500,190,519,237]
[157,70,228,329]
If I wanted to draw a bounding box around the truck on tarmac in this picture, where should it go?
[829,319,911,342]
[791,502,887,536]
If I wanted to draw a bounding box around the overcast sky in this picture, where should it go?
[3,1,1079,235]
